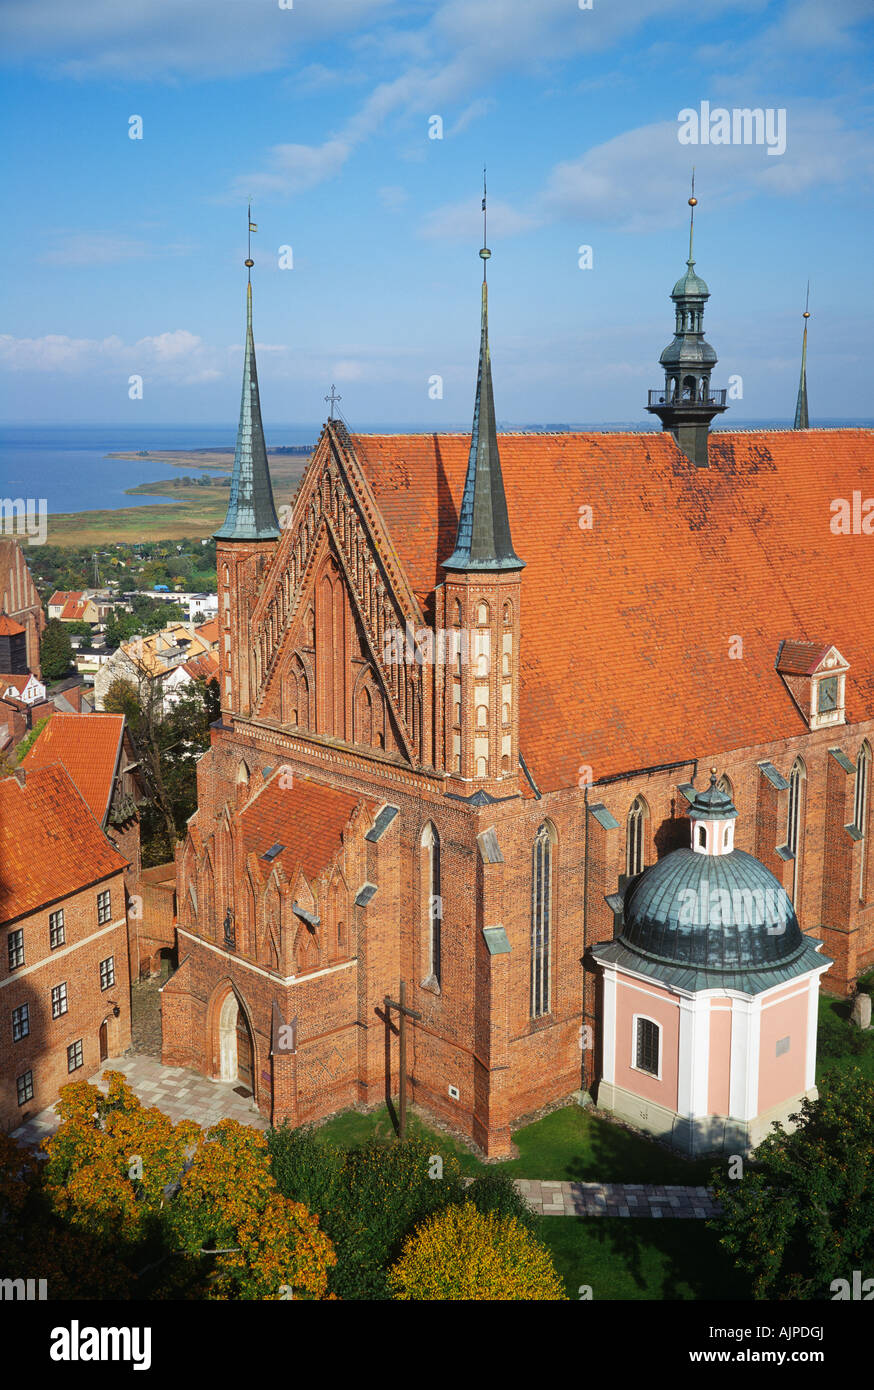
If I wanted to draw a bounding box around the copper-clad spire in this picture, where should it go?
[215,209,280,542]
[442,173,523,573]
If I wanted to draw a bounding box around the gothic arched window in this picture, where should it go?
[626,797,648,877]
[422,823,441,985]
[855,743,871,899]
[531,822,555,1019]
[787,758,806,906]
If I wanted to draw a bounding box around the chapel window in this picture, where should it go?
[635,1018,660,1077]
[626,797,648,878]
[530,822,555,1019]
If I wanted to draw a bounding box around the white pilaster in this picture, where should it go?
[601,968,617,1084]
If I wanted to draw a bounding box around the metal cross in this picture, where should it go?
[325,385,342,418]
[383,981,421,1141]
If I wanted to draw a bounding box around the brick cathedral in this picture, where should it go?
[162,204,874,1157]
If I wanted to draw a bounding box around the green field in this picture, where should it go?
[44,452,308,547]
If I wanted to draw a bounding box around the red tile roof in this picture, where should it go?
[350,428,874,792]
[0,764,127,923]
[195,617,219,647]
[182,652,220,682]
[49,590,82,608]
[22,712,124,823]
[59,599,92,621]
[240,773,375,885]
[0,614,25,636]
[776,641,834,676]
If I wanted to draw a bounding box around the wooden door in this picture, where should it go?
[236,1013,253,1091]
[98,1020,108,1062]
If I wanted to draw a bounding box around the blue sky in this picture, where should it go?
[1,0,872,427]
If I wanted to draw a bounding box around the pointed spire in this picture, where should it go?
[442,175,523,573]
[215,212,280,542]
[794,284,810,430]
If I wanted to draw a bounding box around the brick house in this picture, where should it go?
[0,539,44,676]
[161,236,874,1157]
[0,765,131,1133]
[21,712,145,891]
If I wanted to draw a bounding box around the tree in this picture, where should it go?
[38,1073,336,1300]
[40,618,73,680]
[388,1202,566,1300]
[711,1068,874,1299]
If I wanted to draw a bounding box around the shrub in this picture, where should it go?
[268,1132,467,1300]
[388,1203,565,1301]
[462,1169,538,1233]
[711,1068,874,1299]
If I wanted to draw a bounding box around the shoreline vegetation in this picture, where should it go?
[44,448,311,546]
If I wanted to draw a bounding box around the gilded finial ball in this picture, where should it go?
[710,765,718,776]
[245,258,254,268]
[479,246,491,260]
[803,310,810,319]
[688,196,698,207]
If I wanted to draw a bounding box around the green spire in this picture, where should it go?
[215,221,280,543]
[443,174,523,574]
[794,285,810,430]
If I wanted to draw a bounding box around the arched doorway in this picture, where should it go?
[98,1019,108,1063]
[218,991,255,1093]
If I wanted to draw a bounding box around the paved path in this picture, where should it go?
[12,1053,265,1150]
[11,1055,719,1219]
[516,1179,721,1218]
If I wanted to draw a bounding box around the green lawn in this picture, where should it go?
[315,1102,718,1185]
[539,1217,751,1301]
[816,989,874,1085]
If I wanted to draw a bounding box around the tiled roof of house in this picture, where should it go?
[0,674,35,696]
[49,590,82,608]
[59,599,92,621]
[0,764,127,923]
[195,617,219,647]
[239,773,375,886]
[0,614,25,636]
[122,624,208,677]
[182,652,220,682]
[350,428,874,792]
[22,712,125,823]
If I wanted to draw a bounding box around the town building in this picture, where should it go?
[161,207,874,1157]
[0,539,44,676]
[93,622,214,711]
[21,712,144,890]
[0,765,130,1133]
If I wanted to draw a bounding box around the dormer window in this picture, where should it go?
[776,641,849,732]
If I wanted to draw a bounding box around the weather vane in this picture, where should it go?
[480,164,490,279]
[688,168,697,264]
[246,200,257,276]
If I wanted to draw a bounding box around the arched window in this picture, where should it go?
[476,600,489,625]
[502,601,512,626]
[531,822,554,1019]
[502,702,511,724]
[855,743,871,899]
[422,823,441,985]
[626,797,647,877]
[698,825,707,849]
[787,758,806,907]
[476,703,488,728]
[475,755,488,776]
[717,774,733,798]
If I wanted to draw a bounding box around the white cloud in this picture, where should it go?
[232,138,352,199]
[420,196,542,241]
[40,232,191,266]
[0,0,398,79]
[0,328,224,384]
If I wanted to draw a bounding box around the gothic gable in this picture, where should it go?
[246,425,428,764]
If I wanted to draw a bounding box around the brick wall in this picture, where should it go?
[1,871,131,1132]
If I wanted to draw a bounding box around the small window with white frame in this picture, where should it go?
[49,909,65,948]
[633,1015,661,1078]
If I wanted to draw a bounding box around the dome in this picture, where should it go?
[671,262,710,299]
[620,847,803,972]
